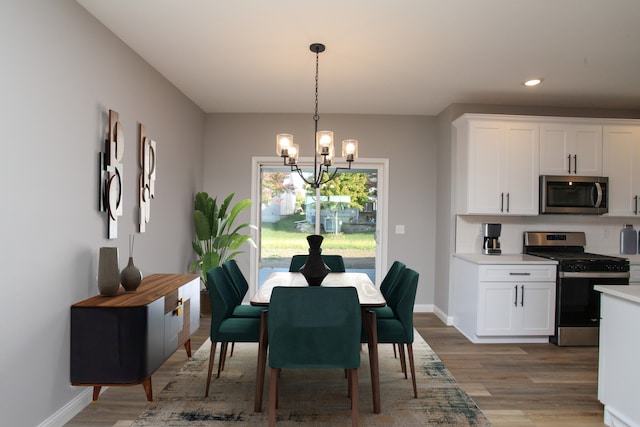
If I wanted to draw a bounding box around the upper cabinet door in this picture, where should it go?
[603,125,640,216]
[455,115,539,215]
[505,124,540,215]
[539,123,602,176]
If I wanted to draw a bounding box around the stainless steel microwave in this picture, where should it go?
[540,175,608,214]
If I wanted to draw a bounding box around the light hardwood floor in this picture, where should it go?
[65,313,605,426]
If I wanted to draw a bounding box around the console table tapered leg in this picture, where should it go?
[92,386,101,402]
[142,377,153,402]
[184,339,192,358]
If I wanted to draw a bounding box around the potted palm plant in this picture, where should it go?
[189,192,256,313]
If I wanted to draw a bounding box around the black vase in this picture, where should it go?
[300,234,331,286]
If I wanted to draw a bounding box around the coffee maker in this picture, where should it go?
[482,223,502,255]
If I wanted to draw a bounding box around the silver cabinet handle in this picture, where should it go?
[509,272,531,276]
[506,193,510,213]
[567,155,571,174]
[573,154,577,174]
[514,285,518,307]
[500,192,504,212]
[635,195,638,215]
[520,285,524,306]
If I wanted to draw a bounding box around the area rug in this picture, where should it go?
[129,332,490,426]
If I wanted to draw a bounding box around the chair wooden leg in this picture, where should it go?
[217,342,228,378]
[269,368,278,427]
[351,368,359,427]
[393,343,397,358]
[205,341,218,397]
[407,343,417,398]
[230,342,235,357]
[398,343,407,378]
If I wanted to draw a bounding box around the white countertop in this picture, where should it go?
[594,285,640,304]
[620,254,640,265]
[453,253,558,265]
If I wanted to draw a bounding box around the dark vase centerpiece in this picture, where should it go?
[120,235,143,292]
[300,234,331,286]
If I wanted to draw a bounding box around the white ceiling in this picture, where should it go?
[77,0,640,116]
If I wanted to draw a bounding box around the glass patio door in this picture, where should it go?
[252,160,385,289]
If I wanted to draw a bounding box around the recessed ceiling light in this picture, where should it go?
[523,78,543,87]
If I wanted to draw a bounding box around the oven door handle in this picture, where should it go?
[558,271,630,279]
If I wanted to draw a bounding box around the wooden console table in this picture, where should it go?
[70,273,200,402]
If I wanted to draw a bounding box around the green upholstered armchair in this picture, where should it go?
[205,266,262,397]
[267,286,361,427]
[288,254,346,272]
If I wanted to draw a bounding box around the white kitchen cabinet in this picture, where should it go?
[630,264,640,285]
[454,115,539,215]
[539,122,602,176]
[453,256,556,343]
[603,125,640,216]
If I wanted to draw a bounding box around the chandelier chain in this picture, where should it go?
[314,49,320,122]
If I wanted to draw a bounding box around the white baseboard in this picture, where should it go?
[432,306,454,325]
[37,387,98,427]
[413,303,433,313]
[413,304,454,326]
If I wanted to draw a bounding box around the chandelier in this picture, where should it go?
[276,43,359,189]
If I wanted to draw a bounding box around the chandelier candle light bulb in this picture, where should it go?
[276,134,292,157]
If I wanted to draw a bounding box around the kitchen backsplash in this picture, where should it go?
[455,215,637,256]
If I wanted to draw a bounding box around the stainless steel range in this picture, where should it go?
[523,231,629,346]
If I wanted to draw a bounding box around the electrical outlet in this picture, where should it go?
[395,225,405,235]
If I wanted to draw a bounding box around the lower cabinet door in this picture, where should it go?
[477,282,555,336]
[518,283,556,335]
[477,283,518,335]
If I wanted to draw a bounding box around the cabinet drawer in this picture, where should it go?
[479,265,556,282]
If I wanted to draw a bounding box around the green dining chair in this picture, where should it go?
[288,254,346,272]
[220,260,264,361]
[370,260,406,320]
[223,260,264,318]
[267,286,361,427]
[369,260,406,360]
[205,267,262,397]
[373,268,420,398]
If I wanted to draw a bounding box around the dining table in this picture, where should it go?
[250,271,386,414]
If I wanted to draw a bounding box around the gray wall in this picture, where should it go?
[0,2,205,426]
[203,113,438,308]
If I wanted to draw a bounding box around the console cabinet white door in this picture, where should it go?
[539,123,602,176]
[477,282,556,336]
[455,117,539,215]
[603,125,640,216]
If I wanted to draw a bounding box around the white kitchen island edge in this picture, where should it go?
[594,285,640,427]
